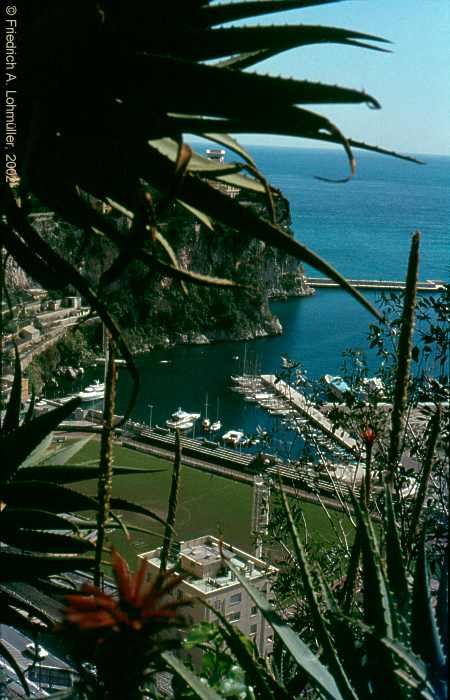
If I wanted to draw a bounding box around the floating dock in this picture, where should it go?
[260,375,362,457]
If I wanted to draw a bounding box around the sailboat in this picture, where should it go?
[202,394,211,431]
[210,397,222,432]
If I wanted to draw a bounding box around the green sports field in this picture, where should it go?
[68,439,351,557]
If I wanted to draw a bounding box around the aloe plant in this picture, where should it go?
[0,355,165,692]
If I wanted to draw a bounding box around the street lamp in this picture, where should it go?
[148,404,154,430]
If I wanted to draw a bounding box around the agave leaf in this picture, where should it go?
[174,170,383,320]
[165,24,390,63]
[0,508,80,532]
[0,594,52,633]
[0,552,93,580]
[142,252,244,290]
[162,651,225,700]
[411,532,446,677]
[153,231,189,296]
[383,481,410,624]
[19,433,54,470]
[2,187,139,427]
[15,464,162,484]
[279,481,358,699]
[1,342,22,434]
[0,639,30,697]
[1,528,96,554]
[1,481,99,513]
[176,199,215,230]
[200,132,256,167]
[149,138,244,175]
[136,53,381,111]
[201,1,349,27]
[0,219,65,290]
[225,559,345,700]
[310,133,424,165]
[109,498,168,528]
[0,397,80,485]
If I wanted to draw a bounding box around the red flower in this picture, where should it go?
[63,550,188,639]
[361,426,376,446]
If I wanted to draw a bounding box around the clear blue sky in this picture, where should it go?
[222,0,450,157]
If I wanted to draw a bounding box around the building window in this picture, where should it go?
[214,599,223,610]
[227,611,240,622]
[250,624,257,635]
[229,593,242,605]
[250,606,257,616]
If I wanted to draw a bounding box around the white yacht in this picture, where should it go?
[222,429,244,446]
[210,420,222,432]
[78,380,105,402]
[166,407,200,430]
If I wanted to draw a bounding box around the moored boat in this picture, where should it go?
[78,380,105,402]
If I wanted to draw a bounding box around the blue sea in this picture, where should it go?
[94,146,449,438]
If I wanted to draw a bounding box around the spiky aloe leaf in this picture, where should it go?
[1,481,99,513]
[176,199,215,230]
[0,552,93,580]
[94,338,116,587]
[225,558,345,700]
[278,482,358,700]
[2,186,139,426]
[351,495,394,638]
[18,433,54,470]
[341,530,360,614]
[162,651,225,700]
[411,532,447,694]
[1,342,22,434]
[436,553,448,659]
[15,464,162,484]
[0,508,80,532]
[161,24,390,63]
[387,232,419,482]
[0,397,81,486]
[1,528,96,554]
[160,431,182,573]
[406,408,441,556]
[0,639,30,697]
[383,481,410,626]
[109,498,168,528]
[206,601,289,700]
[201,132,256,168]
[201,1,348,27]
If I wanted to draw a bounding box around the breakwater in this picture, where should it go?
[307,277,445,292]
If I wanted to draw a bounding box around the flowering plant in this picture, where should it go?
[61,550,190,699]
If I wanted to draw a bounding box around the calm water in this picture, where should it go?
[87,147,449,439]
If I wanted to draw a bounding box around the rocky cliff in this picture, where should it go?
[7,188,313,351]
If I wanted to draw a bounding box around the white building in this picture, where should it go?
[139,535,276,658]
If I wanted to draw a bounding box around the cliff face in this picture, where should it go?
[11,188,313,351]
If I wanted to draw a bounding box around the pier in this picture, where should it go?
[307,277,445,292]
[260,374,362,456]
